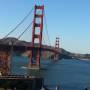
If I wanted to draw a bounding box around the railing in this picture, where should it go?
[0,75,42,79]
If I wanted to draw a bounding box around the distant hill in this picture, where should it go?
[0,37,89,60]
[0,37,30,46]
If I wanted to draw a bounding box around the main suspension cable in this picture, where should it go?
[17,21,33,40]
[14,21,33,44]
[44,10,51,46]
[3,7,33,38]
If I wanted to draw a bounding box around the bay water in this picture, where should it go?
[11,56,90,90]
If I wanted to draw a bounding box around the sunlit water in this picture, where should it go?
[11,56,90,90]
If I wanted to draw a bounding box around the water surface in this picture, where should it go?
[12,56,90,90]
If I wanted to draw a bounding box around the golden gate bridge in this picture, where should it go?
[0,0,60,76]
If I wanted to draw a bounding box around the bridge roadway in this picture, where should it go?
[0,44,60,53]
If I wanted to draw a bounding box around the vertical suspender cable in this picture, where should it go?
[42,36,46,45]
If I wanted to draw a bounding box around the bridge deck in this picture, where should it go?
[0,44,60,53]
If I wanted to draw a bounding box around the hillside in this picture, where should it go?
[0,37,89,60]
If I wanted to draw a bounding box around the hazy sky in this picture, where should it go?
[0,0,90,54]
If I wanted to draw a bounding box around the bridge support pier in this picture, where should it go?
[0,51,10,76]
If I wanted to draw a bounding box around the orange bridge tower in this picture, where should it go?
[29,4,44,69]
[54,37,60,60]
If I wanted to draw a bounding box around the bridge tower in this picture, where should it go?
[29,4,44,69]
[54,37,60,60]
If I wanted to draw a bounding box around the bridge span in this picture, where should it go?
[0,44,60,54]
[0,0,61,75]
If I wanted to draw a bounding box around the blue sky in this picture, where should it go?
[0,0,90,54]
